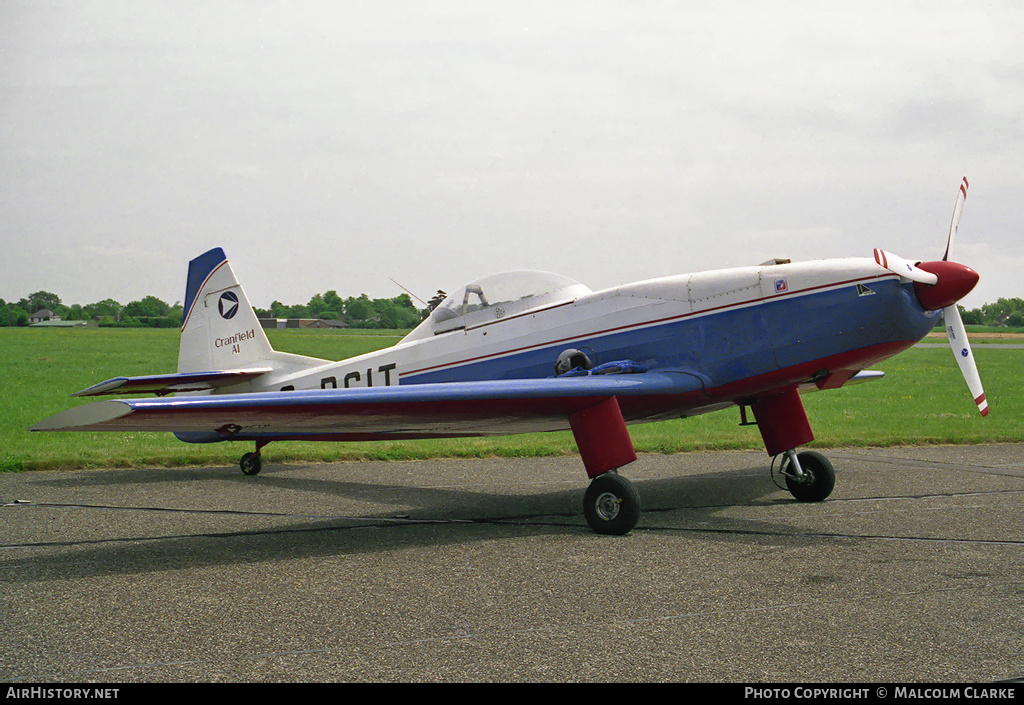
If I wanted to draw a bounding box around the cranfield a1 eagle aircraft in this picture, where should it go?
[33,178,987,534]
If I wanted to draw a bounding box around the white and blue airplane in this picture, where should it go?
[33,178,987,534]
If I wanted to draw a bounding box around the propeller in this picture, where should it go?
[944,297,989,416]
[943,176,969,262]
[874,176,988,416]
[937,177,988,416]
[873,248,938,285]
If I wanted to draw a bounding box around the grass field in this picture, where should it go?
[2,326,1021,471]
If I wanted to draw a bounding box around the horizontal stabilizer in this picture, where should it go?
[71,369,273,397]
[35,372,707,438]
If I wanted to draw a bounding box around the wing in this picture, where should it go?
[33,372,709,441]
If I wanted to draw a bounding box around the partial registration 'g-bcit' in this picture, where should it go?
[33,178,988,534]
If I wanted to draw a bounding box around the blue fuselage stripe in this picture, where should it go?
[403,279,938,388]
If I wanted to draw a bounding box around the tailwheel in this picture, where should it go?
[781,450,835,502]
[239,451,262,476]
[583,472,641,535]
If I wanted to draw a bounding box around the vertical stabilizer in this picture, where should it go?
[178,248,279,373]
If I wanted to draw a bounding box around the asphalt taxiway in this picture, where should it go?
[1,444,1021,682]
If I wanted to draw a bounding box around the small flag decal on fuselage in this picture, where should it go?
[774,279,788,293]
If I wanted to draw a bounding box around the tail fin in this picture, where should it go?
[178,248,325,375]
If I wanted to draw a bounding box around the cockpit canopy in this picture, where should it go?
[402,270,592,342]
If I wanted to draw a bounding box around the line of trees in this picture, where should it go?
[255,291,431,329]
[0,291,185,328]
[0,289,443,329]
[958,297,1024,327]
[3,289,1020,329]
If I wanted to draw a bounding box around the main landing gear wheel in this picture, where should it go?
[583,472,641,535]
[240,452,262,476]
[782,451,835,503]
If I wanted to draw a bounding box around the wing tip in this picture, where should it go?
[71,378,128,397]
[30,400,134,432]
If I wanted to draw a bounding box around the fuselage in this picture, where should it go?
[257,257,939,410]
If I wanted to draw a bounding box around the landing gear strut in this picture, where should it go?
[751,386,835,503]
[568,396,641,535]
[583,471,641,535]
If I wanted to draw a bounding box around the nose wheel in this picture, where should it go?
[780,450,835,502]
[583,472,641,535]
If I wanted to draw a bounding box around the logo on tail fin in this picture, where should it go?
[218,291,239,319]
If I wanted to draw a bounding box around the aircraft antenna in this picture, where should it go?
[389,278,428,307]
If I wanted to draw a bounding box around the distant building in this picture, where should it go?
[307,319,350,330]
[29,309,61,324]
[30,319,97,328]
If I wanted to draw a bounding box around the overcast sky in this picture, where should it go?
[2,1,1021,311]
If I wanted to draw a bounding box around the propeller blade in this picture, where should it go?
[873,248,939,285]
[943,304,988,416]
[943,176,969,261]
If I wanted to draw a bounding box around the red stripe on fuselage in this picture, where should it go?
[704,340,914,400]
